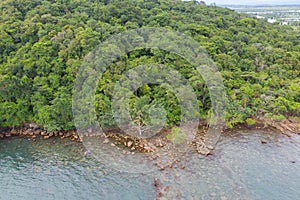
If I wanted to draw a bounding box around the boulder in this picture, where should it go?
[44,135,50,139]
[29,123,40,130]
[11,129,18,135]
[5,133,11,137]
[127,141,133,148]
[41,131,47,136]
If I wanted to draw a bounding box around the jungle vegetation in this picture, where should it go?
[0,0,299,131]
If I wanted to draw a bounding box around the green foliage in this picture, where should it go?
[166,127,186,144]
[0,0,299,131]
[245,118,256,126]
[265,113,286,121]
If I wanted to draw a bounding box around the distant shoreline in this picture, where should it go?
[219,4,300,8]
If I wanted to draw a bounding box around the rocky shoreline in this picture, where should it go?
[0,116,299,155]
[0,123,82,142]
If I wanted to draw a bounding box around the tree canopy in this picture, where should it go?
[0,0,299,131]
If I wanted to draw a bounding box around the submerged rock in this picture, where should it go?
[261,139,267,144]
[103,139,110,144]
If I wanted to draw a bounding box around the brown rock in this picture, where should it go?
[11,129,18,135]
[34,130,41,135]
[65,132,72,137]
[23,130,29,136]
[197,147,210,156]
[44,135,50,139]
[41,131,47,136]
[127,141,133,148]
[261,139,267,144]
[29,123,40,130]
[103,139,110,144]
[5,133,11,137]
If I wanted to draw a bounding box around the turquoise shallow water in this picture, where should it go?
[0,130,299,200]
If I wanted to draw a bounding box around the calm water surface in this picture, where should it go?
[0,130,299,200]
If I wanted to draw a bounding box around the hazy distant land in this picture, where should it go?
[222,4,300,26]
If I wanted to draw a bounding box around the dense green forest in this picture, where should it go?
[0,0,299,131]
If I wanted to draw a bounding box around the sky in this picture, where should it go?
[203,0,300,5]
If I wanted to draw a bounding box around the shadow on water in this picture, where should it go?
[0,130,300,199]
